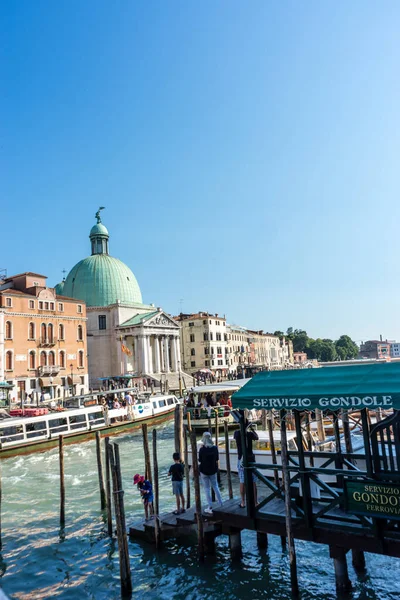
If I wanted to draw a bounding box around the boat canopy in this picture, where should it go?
[232,362,400,411]
[191,379,251,394]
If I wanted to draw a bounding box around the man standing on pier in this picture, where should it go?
[234,417,259,509]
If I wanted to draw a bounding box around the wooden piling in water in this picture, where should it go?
[189,429,205,561]
[261,409,267,431]
[152,429,161,549]
[174,405,184,457]
[104,437,113,536]
[224,420,233,500]
[351,548,366,573]
[95,431,107,511]
[228,528,242,560]
[142,423,152,484]
[330,546,352,592]
[257,531,268,550]
[183,426,191,509]
[108,443,132,597]
[280,410,299,596]
[59,435,65,528]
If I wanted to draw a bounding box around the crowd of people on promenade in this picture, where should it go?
[184,391,233,418]
[133,410,258,519]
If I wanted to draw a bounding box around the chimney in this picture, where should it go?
[380,334,382,342]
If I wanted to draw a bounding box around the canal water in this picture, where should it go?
[0,421,399,599]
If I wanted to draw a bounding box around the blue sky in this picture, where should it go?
[2,1,400,343]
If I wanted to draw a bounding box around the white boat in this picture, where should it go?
[0,393,181,458]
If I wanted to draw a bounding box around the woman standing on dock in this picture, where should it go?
[198,432,223,514]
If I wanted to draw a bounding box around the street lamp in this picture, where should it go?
[50,376,54,400]
[70,363,74,397]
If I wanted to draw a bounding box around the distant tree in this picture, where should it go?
[335,335,359,360]
[307,338,337,362]
[274,331,284,339]
[286,327,294,338]
[292,330,309,353]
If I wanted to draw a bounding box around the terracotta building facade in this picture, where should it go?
[0,272,89,402]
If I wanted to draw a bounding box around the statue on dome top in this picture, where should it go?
[95,206,105,223]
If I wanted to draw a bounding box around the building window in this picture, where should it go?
[211,359,214,366]
[210,333,213,341]
[29,322,35,339]
[5,351,12,370]
[39,301,43,310]
[188,322,194,327]
[5,321,12,339]
[44,302,49,310]
[211,347,215,355]
[5,298,12,307]
[205,360,209,366]
[59,324,64,340]
[209,320,212,325]
[217,346,222,354]
[203,333,208,341]
[190,348,195,356]
[50,302,55,310]
[77,305,83,314]
[203,320,207,324]
[48,323,54,343]
[40,351,47,367]
[191,361,196,367]
[204,347,209,355]
[77,325,83,341]
[60,351,66,368]
[30,379,36,388]
[48,351,55,366]
[190,333,195,343]
[98,315,106,330]
[218,360,223,365]
[216,333,221,341]
[29,351,36,369]
[58,303,64,312]
[78,351,84,368]
[29,300,35,309]
[80,376,85,385]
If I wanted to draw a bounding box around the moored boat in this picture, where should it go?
[0,393,181,458]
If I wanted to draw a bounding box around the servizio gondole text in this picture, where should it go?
[252,395,394,409]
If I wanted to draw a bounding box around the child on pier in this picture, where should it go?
[133,473,153,520]
[168,452,185,515]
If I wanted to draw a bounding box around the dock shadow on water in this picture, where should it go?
[0,422,399,599]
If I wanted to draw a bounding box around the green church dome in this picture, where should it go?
[90,222,109,237]
[54,280,65,295]
[62,209,143,307]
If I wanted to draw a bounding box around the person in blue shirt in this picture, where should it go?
[133,473,154,520]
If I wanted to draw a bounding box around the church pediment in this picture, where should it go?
[146,312,179,329]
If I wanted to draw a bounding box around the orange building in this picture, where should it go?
[0,272,88,403]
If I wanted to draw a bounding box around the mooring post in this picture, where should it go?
[224,420,233,500]
[142,423,152,484]
[280,410,299,596]
[183,426,191,509]
[215,412,221,484]
[189,429,205,561]
[59,435,65,528]
[228,528,242,560]
[261,409,267,431]
[351,549,366,573]
[174,405,183,457]
[105,437,113,536]
[315,409,326,442]
[108,444,132,597]
[267,412,280,488]
[330,546,352,592]
[256,531,268,550]
[152,429,161,549]
[95,431,107,511]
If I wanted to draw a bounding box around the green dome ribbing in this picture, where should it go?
[62,255,142,307]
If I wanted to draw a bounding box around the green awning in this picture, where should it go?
[232,362,400,411]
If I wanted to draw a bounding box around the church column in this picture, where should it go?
[160,337,165,372]
[133,336,139,373]
[155,336,161,373]
[163,336,170,372]
[147,335,153,374]
[170,336,177,372]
